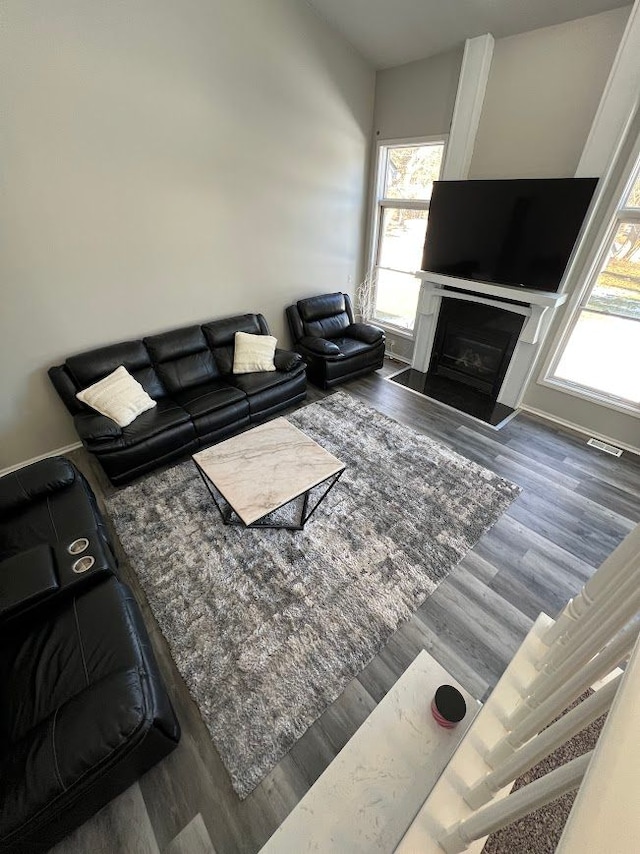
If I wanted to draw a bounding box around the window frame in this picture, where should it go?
[543,155,640,418]
[366,135,448,337]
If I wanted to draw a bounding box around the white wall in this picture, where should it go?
[373,47,463,141]
[470,7,630,178]
[0,0,374,468]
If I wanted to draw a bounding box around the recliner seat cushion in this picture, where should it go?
[173,382,250,437]
[232,368,306,417]
[95,400,192,450]
[0,579,149,744]
[0,577,180,851]
[331,337,376,358]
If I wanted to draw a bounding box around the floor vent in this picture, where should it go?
[587,437,623,457]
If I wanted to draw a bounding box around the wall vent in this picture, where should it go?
[587,437,623,457]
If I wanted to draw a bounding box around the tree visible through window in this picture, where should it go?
[550,159,640,408]
[369,141,445,332]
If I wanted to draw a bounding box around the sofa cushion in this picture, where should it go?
[144,326,219,394]
[114,399,191,448]
[239,370,307,418]
[173,381,247,418]
[231,364,305,396]
[66,340,166,400]
[76,366,157,428]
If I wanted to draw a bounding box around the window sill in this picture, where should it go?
[370,320,415,340]
[539,376,640,420]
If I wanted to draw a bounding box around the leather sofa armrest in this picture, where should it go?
[74,412,123,445]
[0,457,77,516]
[273,348,303,372]
[345,323,385,345]
[0,545,59,621]
[298,336,343,357]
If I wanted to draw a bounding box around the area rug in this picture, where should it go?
[106,391,521,798]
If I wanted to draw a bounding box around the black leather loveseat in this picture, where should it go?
[286,292,385,388]
[49,313,306,485]
[0,457,180,853]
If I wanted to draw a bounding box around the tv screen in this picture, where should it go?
[421,178,598,292]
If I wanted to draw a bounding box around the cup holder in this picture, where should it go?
[68,538,89,556]
[72,555,95,574]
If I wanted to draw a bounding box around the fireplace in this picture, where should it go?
[390,274,568,427]
[429,299,525,399]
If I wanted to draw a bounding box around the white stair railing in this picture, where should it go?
[465,673,620,809]
[395,522,640,854]
[439,752,593,854]
[487,620,637,766]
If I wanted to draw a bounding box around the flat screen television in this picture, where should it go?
[421,177,598,293]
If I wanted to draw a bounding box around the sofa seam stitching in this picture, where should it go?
[51,706,67,792]
[45,494,60,542]
[73,597,91,688]
[13,471,31,502]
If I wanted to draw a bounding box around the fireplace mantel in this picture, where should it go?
[412,273,569,410]
[414,271,569,309]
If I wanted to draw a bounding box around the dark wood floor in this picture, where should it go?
[53,360,640,854]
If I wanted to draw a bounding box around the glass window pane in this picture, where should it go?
[555,310,640,403]
[623,170,640,208]
[373,268,420,330]
[377,208,429,273]
[384,144,444,201]
[586,222,640,320]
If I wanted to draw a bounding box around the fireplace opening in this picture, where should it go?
[430,300,524,399]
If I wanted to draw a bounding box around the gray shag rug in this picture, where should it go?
[106,392,521,798]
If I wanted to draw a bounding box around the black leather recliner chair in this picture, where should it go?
[286,293,385,389]
[0,457,180,853]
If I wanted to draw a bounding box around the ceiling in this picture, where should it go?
[306,0,630,69]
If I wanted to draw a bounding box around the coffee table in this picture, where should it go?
[192,418,345,530]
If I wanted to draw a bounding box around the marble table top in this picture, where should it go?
[192,418,345,525]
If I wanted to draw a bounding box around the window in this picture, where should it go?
[548,157,640,411]
[368,140,445,333]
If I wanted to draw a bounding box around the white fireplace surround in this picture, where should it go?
[412,273,568,410]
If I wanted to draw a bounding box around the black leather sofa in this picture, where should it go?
[286,293,385,389]
[49,313,306,485]
[0,456,180,854]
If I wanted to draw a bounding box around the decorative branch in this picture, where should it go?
[354,269,377,323]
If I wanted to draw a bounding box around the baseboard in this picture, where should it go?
[519,404,640,457]
[0,442,83,478]
[385,351,412,365]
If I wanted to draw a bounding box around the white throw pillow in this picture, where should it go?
[76,365,156,427]
[232,331,277,374]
